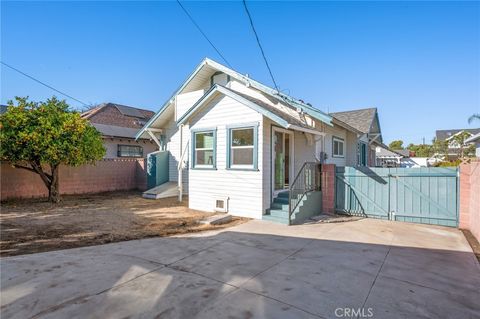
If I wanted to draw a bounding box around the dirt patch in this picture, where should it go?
[0,192,248,257]
[461,229,480,263]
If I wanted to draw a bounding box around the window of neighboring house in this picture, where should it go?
[227,125,257,169]
[332,137,345,158]
[192,130,216,169]
[117,145,143,158]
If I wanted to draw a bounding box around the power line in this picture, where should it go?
[242,0,279,92]
[176,0,232,68]
[1,61,90,108]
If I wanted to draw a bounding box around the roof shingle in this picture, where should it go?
[330,108,377,134]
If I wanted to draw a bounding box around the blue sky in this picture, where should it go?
[1,1,479,145]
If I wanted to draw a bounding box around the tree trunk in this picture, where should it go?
[26,161,60,203]
[48,164,60,203]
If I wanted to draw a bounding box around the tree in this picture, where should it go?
[451,131,475,159]
[0,97,105,202]
[431,138,449,159]
[407,143,434,157]
[388,140,404,150]
[468,113,480,124]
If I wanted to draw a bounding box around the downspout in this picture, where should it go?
[178,125,183,202]
[176,95,183,202]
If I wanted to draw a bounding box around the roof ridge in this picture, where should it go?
[107,102,154,113]
[436,128,480,131]
[330,107,377,114]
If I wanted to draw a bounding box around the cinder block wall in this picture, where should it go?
[321,164,336,214]
[1,159,147,200]
[459,161,480,242]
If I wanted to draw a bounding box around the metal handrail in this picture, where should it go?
[288,162,321,224]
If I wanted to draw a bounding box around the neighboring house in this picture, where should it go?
[330,108,383,167]
[82,103,157,158]
[435,128,480,158]
[376,146,436,167]
[375,146,403,167]
[465,132,480,158]
[136,58,383,222]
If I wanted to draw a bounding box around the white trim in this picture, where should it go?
[332,136,345,158]
[287,124,326,136]
[146,129,162,148]
[271,127,295,197]
[137,57,333,139]
[177,85,290,128]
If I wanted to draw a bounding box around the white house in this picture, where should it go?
[435,128,480,158]
[465,132,480,158]
[136,58,383,224]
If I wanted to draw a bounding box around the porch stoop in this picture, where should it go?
[263,190,322,225]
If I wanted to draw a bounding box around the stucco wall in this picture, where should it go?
[459,161,480,242]
[1,159,147,200]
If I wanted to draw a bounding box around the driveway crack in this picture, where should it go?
[361,245,391,309]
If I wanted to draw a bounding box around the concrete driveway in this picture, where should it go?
[1,218,479,319]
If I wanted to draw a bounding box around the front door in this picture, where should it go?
[272,128,293,196]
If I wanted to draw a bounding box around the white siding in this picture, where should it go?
[345,130,358,166]
[324,124,348,166]
[293,130,316,172]
[164,119,189,191]
[262,118,273,213]
[188,95,264,219]
[175,90,205,121]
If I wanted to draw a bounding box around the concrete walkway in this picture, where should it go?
[1,219,479,319]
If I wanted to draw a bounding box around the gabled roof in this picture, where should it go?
[82,103,153,120]
[136,58,333,139]
[330,108,378,134]
[465,132,480,143]
[376,146,404,158]
[395,149,411,157]
[176,85,323,135]
[436,128,480,141]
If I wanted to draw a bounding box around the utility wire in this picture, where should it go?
[242,0,279,92]
[176,0,232,68]
[1,61,89,107]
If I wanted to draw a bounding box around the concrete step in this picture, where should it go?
[262,214,289,225]
[277,191,290,199]
[273,197,289,205]
[267,209,289,218]
[272,202,289,210]
[142,182,178,199]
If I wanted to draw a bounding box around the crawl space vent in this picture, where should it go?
[214,197,228,213]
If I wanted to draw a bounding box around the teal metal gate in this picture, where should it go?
[147,151,169,189]
[335,167,459,227]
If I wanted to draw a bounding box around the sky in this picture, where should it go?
[1,1,479,145]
